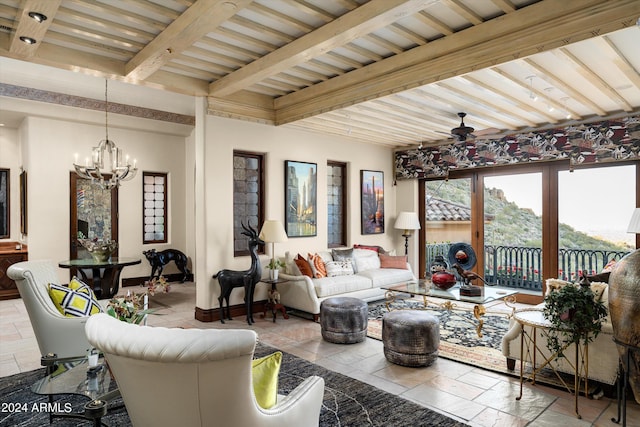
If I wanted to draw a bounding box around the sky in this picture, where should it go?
[486,164,636,246]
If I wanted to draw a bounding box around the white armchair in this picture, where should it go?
[85,313,325,427]
[8,260,100,358]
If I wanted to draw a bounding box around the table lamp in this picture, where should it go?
[259,220,288,279]
[394,211,421,256]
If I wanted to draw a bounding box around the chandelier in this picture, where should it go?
[73,80,137,190]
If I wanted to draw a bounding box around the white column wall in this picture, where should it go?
[198,116,398,310]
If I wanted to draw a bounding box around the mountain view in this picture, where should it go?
[426,179,631,252]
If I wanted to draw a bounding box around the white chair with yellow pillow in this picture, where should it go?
[8,260,105,359]
[85,313,325,427]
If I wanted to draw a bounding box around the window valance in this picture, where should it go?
[395,115,639,180]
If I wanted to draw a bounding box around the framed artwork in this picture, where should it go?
[20,171,27,235]
[0,169,8,238]
[285,160,317,237]
[360,170,384,234]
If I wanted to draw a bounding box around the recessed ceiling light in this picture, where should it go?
[28,12,47,23]
[19,36,36,45]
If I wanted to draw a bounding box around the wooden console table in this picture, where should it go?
[0,242,28,300]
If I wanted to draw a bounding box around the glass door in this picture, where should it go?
[424,177,473,279]
[483,172,543,294]
[558,164,635,280]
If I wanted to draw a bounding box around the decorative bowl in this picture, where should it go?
[79,239,117,262]
[431,272,457,290]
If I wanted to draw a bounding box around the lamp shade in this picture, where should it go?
[259,220,288,243]
[394,211,421,231]
[628,208,640,233]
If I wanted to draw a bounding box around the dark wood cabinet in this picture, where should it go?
[0,243,28,300]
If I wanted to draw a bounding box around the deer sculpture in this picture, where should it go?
[213,222,264,324]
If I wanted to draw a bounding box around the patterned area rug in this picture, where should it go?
[367,298,609,396]
[0,343,467,427]
[367,298,515,376]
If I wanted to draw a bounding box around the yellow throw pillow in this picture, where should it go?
[252,351,282,409]
[48,277,103,317]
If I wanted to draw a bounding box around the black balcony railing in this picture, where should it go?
[426,243,630,291]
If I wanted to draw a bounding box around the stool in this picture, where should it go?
[382,310,439,367]
[320,297,368,344]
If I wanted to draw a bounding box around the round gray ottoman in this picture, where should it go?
[382,310,440,367]
[320,297,368,344]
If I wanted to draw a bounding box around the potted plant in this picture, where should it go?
[267,259,285,280]
[542,283,608,358]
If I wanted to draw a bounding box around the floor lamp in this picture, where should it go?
[259,220,288,280]
[394,212,421,256]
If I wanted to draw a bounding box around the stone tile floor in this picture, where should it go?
[1,282,638,427]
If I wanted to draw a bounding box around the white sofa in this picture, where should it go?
[278,248,416,320]
[501,279,619,386]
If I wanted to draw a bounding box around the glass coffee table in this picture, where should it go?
[32,354,120,425]
[381,280,519,337]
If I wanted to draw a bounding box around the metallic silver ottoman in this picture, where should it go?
[320,297,368,344]
[382,310,440,367]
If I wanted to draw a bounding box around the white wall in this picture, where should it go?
[198,116,403,310]
[2,112,189,281]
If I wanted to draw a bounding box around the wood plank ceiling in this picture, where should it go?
[1,0,639,148]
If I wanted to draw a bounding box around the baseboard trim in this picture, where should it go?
[195,300,268,323]
[122,273,194,287]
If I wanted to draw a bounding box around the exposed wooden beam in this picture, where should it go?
[274,0,638,125]
[9,0,61,57]
[125,0,254,81]
[522,58,608,116]
[209,0,435,97]
[488,66,583,120]
[490,0,516,14]
[462,75,559,123]
[556,47,633,112]
[441,0,483,25]
[599,34,640,92]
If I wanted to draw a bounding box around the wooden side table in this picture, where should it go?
[261,278,289,323]
[513,307,588,419]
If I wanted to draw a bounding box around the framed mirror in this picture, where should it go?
[0,169,9,239]
[69,172,118,261]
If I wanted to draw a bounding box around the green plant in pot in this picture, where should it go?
[542,283,608,358]
[267,259,285,280]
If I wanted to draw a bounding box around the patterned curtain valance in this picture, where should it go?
[395,115,640,180]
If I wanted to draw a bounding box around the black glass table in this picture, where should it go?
[59,257,141,299]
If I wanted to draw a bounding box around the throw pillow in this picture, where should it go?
[544,278,572,297]
[308,253,327,278]
[331,248,353,261]
[48,278,103,317]
[284,251,301,276]
[379,254,408,269]
[332,248,356,272]
[325,260,354,277]
[589,282,608,303]
[355,255,381,272]
[252,351,282,409]
[353,244,384,253]
[294,254,313,278]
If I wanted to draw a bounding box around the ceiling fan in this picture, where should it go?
[436,112,503,142]
[450,112,475,141]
